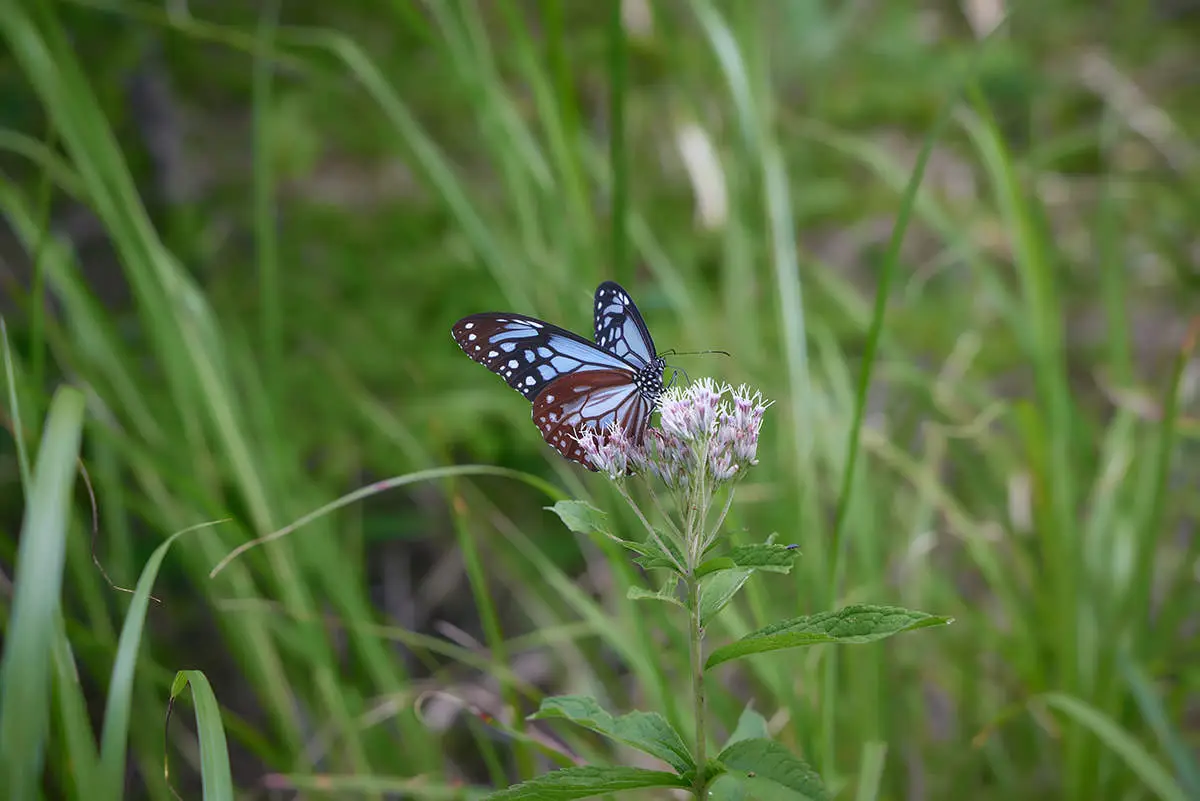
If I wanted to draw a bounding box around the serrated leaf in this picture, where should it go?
[627,580,684,609]
[724,705,770,749]
[699,568,753,626]
[706,605,953,668]
[481,766,687,801]
[546,500,611,536]
[695,536,797,624]
[726,543,801,573]
[717,739,829,801]
[530,695,694,773]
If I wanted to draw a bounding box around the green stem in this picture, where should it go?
[686,574,707,797]
[617,484,684,573]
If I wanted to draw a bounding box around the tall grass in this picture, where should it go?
[0,1,1196,799]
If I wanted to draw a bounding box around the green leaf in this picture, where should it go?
[482,766,688,800]
[699,567,754,626]
[716,739,830,801]
[706,605,953,668]
[724,705,771,749]
[726,543,801,573]
[696,537,800,624]
[696,556,737,577]
[167,670,234,801]
[708,774,749,801]
[548,501,683,570]
[531,695,694,773]
[547,500,611,536]
[633,532,686,572]
[627,579,684,609]
[697,541,799,579]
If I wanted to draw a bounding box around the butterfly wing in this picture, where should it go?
[452,313,636,401]
[454,288,661,470]
[593,281,658,369]
[532,370,655,469]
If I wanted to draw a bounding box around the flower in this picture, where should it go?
[640,428,693,490]
[576,423,635,480]
[577,379,771,572]
[723,384,770,466]
[650,379,771,488]
[659,377,720,441]
[576,380,771,489]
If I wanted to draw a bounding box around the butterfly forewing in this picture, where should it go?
[452,313,633,401]
[593,281,657,368]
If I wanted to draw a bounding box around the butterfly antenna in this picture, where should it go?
[667,348,731,358]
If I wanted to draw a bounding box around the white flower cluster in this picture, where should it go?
[576,378,771,486]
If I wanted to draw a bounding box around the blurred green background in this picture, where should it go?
[1,0,1198,799]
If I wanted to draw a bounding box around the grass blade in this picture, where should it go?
[0,386,86,800]
[608,0,629,283]
[166,671,234,801]
[1119,654,1200,799]
[1041,693,1189,801]
[1,318,33,486]
[50,614,100,795]
[98,520,230,794]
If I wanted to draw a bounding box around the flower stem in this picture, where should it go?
[686,574,707,797]
[617,485,684,573]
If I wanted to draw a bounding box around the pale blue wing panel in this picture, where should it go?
[592,281,657,369]
[453,313,633,400]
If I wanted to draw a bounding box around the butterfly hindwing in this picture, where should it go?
[452,313,633,401]
[532,370,653,468]
[593,281,657,369]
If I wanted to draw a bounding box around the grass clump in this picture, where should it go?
[0,1,1196,799]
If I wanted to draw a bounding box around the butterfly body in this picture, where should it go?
[452,282,666,469]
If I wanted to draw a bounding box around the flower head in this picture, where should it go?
[576,424,635,480]
[577,379,772,571]
[651,379,772,487]
[575,380,771,490]
[723,384,771,466]
[639,428,693,490]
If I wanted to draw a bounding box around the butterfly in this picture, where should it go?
[451,281,667,469]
